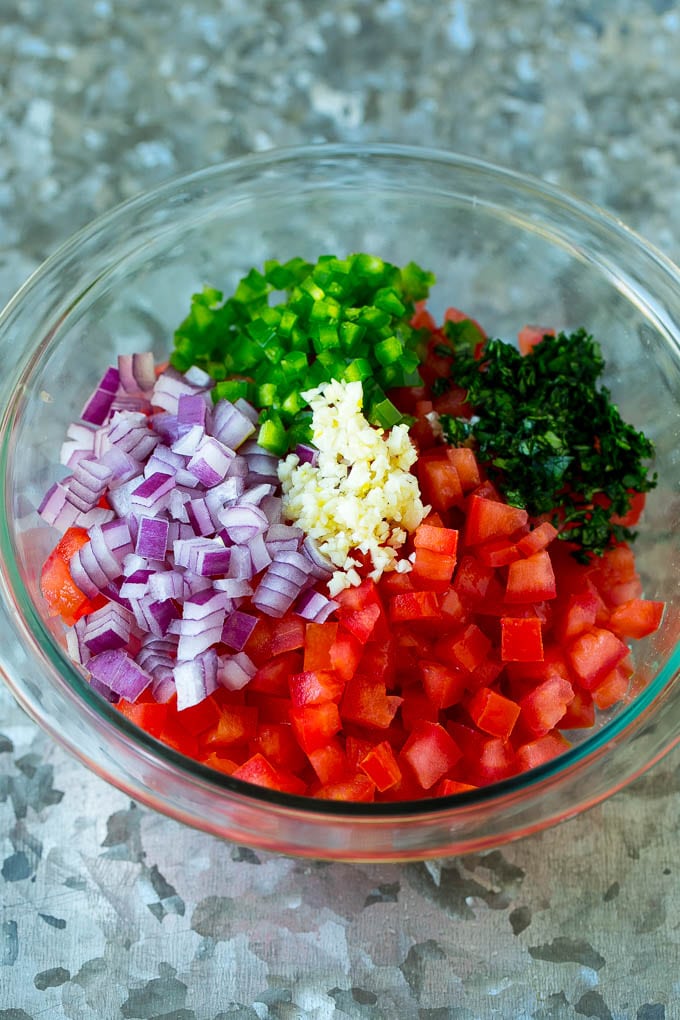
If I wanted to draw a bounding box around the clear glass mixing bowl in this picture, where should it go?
[1,145,679,860]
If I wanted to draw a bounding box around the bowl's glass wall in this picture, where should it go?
[1,147,680,859]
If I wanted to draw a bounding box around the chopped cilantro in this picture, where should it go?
[440,328,657,558]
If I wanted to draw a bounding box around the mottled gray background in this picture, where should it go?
[1,1,680,1017]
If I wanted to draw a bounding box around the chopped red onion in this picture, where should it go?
[301,536,335,580]
[186,497,215,536]
[100,447,143,487]
[106,474,145,517]
[187,435,235,487]
[295,589,338,623]
[83,601,134,654]
[260,495,283,525]
[144,445,185,478]
[234,397,259,424]
[295,443,319,467]
[183,365,214,390]
[129,596,179,638]
[129,472,175,515]
[150,412,181,444]
[120,569,153,599]
[171,424,205,456]
[147,569,184,602]
[217,651,256,692]
[174,649,219,711]
[220,611,258,651]
[76,507,116,529]
[248,532,272,573]
[212,578,253,598]
[81,367,119,425]
[211,401,256,450]
[135,516,169,560]
[60,422,96,467]
[151,368,205,414]
[240,483,276,506]
[225,544,253,581]
[88,648,152,700]
[38,482,80,529]
[177,393,208,432]
[183,588,232,617]
[218,504,268,545]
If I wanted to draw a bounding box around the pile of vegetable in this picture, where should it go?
[38,253,665,801]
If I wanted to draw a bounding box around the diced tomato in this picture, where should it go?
[567,627,629,691]
[249,722,308,773]
[467,687,520,740]
[335,578,389,642]
[399,685,440,731]
[440,589,468,626]
[411,547,457,591]
[608,598,664,640]
[358,640,396,687]
[307,738,351,784]
[359,741,402,792]
[591,659,633,710]
[469,737,517,786]
[416,451,464,512]
[464,495,528,546]
[519,676,575,737]
[202,704,258,748]
[435,623,491,674]
[117,698,169,739]
[518,324,555,355]
[243,616,274,666]
[516,521,558,557]
[249,652,302,696]
[345,734,375,769]
[177,695,222,736]
[198,751,239,775]
[340,673,402,730]
[435,778,478,796]
[289,670,345,707]
[432,386,471,418]
[555,586,607,643]
[505,550,557,603]
[419,659,467,710]
[559,688,595,729]
[516,731,570,771]
[40,527,104,625]
[315,772,376,802]
[414,523,459,557]
[445,448,481,493]
[476,538,521,568]
[389,590,441,623]
[289,702,341,754]
[232,753,307,796]
[452,555,497,606]
[303,622,339,670]
[443,306,486,345]
[500,617,544,662]
[269,614,306,656]
[411,300,438,331]
[400,721,462,790]
[611,490,646,528]
[329,629,363,683]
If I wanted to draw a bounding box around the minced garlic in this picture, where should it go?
[278,379,429,595]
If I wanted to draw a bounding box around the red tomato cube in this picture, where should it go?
[500,617,544,662]
[467,687,520,740]
[400,721,462,790]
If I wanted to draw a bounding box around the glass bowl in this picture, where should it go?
[1,144,679,861]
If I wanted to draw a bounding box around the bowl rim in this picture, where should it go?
[1,141,680,831]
